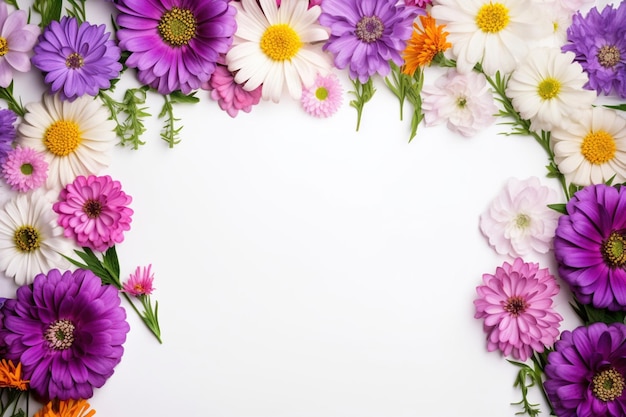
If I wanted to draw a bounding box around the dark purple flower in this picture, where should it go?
[319,0,417,83]
[544,322,626,417]
[562,2,626,98]
[115,0,237,94]
[0,269,130,401]
[0,108,17,160]
[31,16,122,101]
[554,184,626,310]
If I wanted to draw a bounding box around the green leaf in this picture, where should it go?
[0,82,26,117]
[32,0,63,28]
[158,91,198,147]
[349,77,376,132]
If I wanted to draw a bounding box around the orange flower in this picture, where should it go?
[34,399,96,417]
[402,14,452,75]
[0,359,28,391]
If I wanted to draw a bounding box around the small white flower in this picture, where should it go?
[479,177,561,257]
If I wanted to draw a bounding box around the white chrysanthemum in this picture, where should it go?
[431,0,552,75]
[0,190,71,285]
[479,177,560,257]
[506,47,597,132]
[17,94,116,190]
[552,107,626,187]
[225,0,331,103]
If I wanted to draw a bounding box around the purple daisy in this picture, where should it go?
[1,146,48,192]
[0,3,39,88]
[52,175,133,252]
[0,269,130,401]
[562,2,626,98]
[474,257,563,361]
[31,16,122,101]
[554,184,626,311]
[319,0,417,83]
[0,108,17,160]
[544,322,626,417]
[115,0,237,95]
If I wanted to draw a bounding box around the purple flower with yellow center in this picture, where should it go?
[1,146,48,192]
[319,0,417,83]
[32,16,122,101]
[544,322,626,417]
[0,268,130,401]
[554,184,626,310]
[115,0,237,95]
[562,2,626,98]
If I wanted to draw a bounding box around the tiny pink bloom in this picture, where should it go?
[204,62,262,118]
[1,146,48,192]
[53,175,133,252]
[301,73,343,118]
[474,258,563,361]
[123,264,155,296]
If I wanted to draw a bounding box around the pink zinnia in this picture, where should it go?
[204,62,262,117]
[1,146,48,192]
[123,264,155,296]
[474,258,563,361]
[301,73,343,118]
[53,175,133,252]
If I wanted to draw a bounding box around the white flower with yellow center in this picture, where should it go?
[225,0,331,103]
[17,94,116,190]
[431,0,552,75]
[552,107,626,187]
[0,190,71,285]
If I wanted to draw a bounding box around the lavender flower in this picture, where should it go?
[0,3,39,88]
[0,108,17,160]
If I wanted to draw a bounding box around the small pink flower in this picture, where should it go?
[403,0,432,8]
[204,62,262,117]
[1,146,48,192]
[123,264,155,296]
[301,73,343,118]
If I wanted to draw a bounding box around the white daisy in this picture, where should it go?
[552,107,626,187]
[430,0,552,75]
[225,0,331,103]
[0,190,71,285]
[506,47,597,132]
[17,94,116,190]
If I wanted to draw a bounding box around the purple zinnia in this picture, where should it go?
[53,175,133,252]
[31,16,122,101]
[319,0,417,83]
[0,108,16,160]
[115,0,237,95]
[554,184,626,311]
[0,269,130,401]
[562,2,626,98]
[544,322,626,417]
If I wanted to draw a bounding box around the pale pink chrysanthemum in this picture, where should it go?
[1,146,48,192]
[301,73,343,118]
[204,63,262,117]
[474,258,563,361]
[122,264,155,296]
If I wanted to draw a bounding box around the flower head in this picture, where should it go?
[544,322,626,417]
[226,0,332,102]
[0,3,39,87]
[474,258,563,361]
[34,399,96,417]
[319,0,416,83]
[300,72,343,118]
[123,264,155,296]
[402,14,451,75]
[116,0,237,95]
[53,175,133,252]
[32,16,122,101]
[1,146,48,192]
[554,184,626,310]
[204,60,262,117]
[1,268,130,401]
[0,359,28,391]
[479,177,561,257]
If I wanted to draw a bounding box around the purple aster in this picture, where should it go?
[0,3,39,88]
[0,108,17,160]
[1,146,48,192]
[554,184,626,311]
[115,0,237,95]
[53,175,133,252]
[31,16,122,101]
[562,2,626,98]
[0,269,130,401]
[544,322,626,417]
[319,0,417,83]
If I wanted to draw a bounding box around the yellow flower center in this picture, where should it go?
[260,24,301,61]
[581,130,616,165]
[44,120,82,156]
[592,367,625,402]
[0,37,8,57]
[65,52,84,69]
[158,7,197,47]
[476,3,510,33]
[598,45,621,68]
[315,86,329,101]
[537,78,561,100]
[602,231,626,267]
[14,225,40,253]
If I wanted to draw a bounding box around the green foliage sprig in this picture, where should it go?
[99,85,151,149]
[0,387,28,417]
[64,0,86,23]
[384,62,425,143]
[349,77,375,132]
[0,82,25,117]
[32,0,62,28]
[159,90,199,148]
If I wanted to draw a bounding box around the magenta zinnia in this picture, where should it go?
[53,175,133,252]
[474,257,563,361]
[123,264,155,296]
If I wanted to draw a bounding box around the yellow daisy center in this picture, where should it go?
[537,78,561,100]
[65,52,84,69]
[260,24,302,61]
[581,129,616,165]
[592,367,625,402]
[44,120,82,156]
[14,225,40,253]
[0,37,8,57]
[158,7,197,47]
[476,3,510,33]
[602,231,626,267]
[315,86,329,101]
[598,45,621,68]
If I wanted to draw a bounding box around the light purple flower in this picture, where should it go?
[0,3,39,88]
[0,108,17,160]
